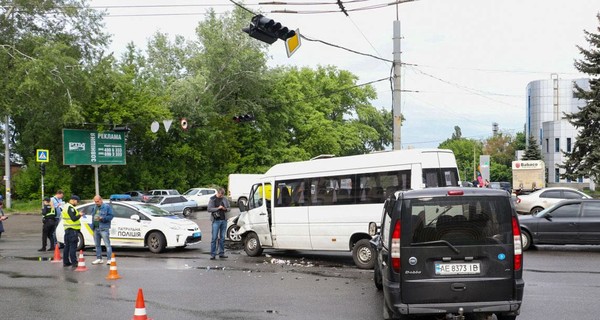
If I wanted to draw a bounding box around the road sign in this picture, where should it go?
[36,149,49,163]
[285,29,301,58]
[62,129,126,165]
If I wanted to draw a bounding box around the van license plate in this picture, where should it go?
[435,262,480,275]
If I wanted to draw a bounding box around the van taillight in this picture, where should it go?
[391,220,401,272]
[512,216,522,271]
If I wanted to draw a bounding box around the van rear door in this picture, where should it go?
[399,195,516,304]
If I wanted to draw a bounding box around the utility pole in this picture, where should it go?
[4,6,14,208]
[392,12,402,150]
[4,116,11,208]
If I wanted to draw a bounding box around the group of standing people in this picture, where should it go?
[25,187,231,265]
[37,191,113,269]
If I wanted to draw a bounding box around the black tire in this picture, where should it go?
[521,230,532,251]
[147,231,166,253]
[352,238,376,269]
[374,262,383,290]
[244,232,263,256]
[529,206,544,215]
[76,232,85,251]
[496,314,517,320]
[182,207,192,217]
[227,224,242,242]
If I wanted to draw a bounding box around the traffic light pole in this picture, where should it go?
[392,20,402,150]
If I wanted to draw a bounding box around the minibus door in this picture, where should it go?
[237,182,273,247]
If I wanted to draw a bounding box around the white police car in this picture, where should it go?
[56,201,202,253]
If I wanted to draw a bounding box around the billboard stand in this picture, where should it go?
[93,165,100,196]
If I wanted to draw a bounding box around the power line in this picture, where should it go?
[300,34,393,63]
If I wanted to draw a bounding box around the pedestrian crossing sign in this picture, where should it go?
[36,149,49,162]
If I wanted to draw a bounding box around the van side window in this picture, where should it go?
[422,168,460,188]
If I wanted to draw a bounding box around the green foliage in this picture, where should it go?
[562,13,600,182]
[5,4,393,200]
[490,162,512,182]
[439,134,482,182]
[522,135,542,160]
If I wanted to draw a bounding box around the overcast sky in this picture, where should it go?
[91,0,599,149]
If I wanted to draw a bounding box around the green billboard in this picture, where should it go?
[62,129,126,165]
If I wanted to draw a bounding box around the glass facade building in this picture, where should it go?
[525,76,590,184]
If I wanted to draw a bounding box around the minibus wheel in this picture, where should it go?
[244,232,263,256]
[352,239,376,269]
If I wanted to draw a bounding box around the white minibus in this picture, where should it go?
[235,149,460,269]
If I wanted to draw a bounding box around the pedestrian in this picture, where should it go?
[90,195,113,265]
[207,188,230,260]
[38,197,57,251]
[51,190,64,246]
[0,201,7,239]
[62,195,83,268]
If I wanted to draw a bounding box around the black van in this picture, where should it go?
[371,187,524,320]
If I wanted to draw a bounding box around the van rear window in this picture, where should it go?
[400,196,513,245]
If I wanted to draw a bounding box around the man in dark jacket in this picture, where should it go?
[207,188,230,260]
[38,198,56,251]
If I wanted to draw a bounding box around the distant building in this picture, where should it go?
[525,75,591,187]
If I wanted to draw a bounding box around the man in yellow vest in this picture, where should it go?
[62,195,83,268]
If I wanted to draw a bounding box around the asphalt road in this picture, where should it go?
[0,213,380,320]
[2,212,600,319]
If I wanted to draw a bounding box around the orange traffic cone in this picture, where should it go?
[74,250,88,272]
[106,253,122,280]
[51,243,62,263]
[132,288,152,320]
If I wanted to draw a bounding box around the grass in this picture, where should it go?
[4,199,42,214]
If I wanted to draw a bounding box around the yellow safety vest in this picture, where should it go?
[62,203,81,230]
[43,205,55,218]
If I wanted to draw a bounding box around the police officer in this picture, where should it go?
[62,195,83,268]
[38,198,56,252]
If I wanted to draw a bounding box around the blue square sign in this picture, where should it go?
[36,149,49,163]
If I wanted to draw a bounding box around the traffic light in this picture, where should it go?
[233,114,255,123]
[40,163,46,176]
[242,14,296,45]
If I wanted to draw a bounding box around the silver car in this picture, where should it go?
[515,187,591,215]
[147,195,198,216]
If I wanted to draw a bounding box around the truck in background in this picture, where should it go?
[227,174,263,207]
[512,160,545,194]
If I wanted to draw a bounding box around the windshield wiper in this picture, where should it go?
[411,240,460,254]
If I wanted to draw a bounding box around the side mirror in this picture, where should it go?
[239,202,247,212]
[368,222,380,236]
[130,214,141,222]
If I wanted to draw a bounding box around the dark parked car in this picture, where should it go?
[490,181,512,193]
[147,195,198,216]
[518,199,600,250]
[370,187,523,320]
[125,190,150,202]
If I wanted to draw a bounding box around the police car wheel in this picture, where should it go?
[76,232,85,251]
[148,231,166,253]
[227,225,242,242]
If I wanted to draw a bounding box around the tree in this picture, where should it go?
[562,13,600,183]
[522,135,542,160]
[439,132,482,182]
[451,126,462,140]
